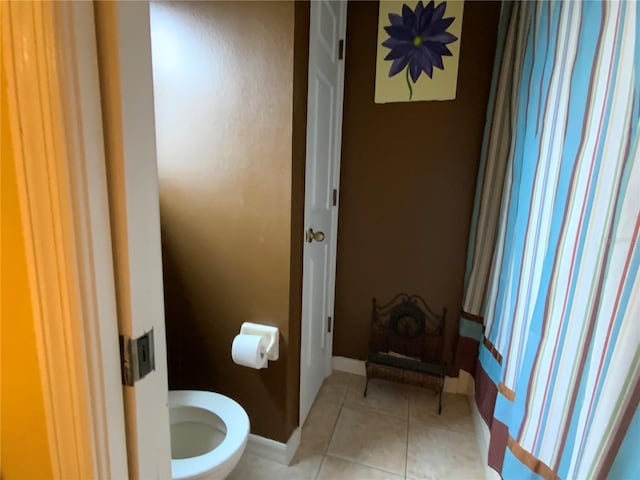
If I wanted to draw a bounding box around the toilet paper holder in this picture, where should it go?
[239,322,279,361]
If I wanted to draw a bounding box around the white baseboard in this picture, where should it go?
[246,427,300,466]
[332,356,466,394]
[468,380,500,480]
[458,369,475,396]
[332,356,366,375]
[443,375,459,393]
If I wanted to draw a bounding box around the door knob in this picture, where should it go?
[306,228,325,243]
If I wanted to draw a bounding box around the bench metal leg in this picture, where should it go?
[363,362,370,397]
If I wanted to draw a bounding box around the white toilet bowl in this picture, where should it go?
[169,390,250,480]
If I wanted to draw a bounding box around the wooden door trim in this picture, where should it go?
[2,2,128,478]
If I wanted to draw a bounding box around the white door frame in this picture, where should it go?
[2,2,128,478]
[325,0,348,368]
[326,1,348,369]
[93,2,173,478]
[299,0,348,424]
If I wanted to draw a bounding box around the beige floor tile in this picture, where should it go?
[409,390,474,433]
[298,397,342,456]
[315,371,356,405]
[317,455,404,480]
[406,418,484,480]
[344,376,410,419]
[227,451,323,480]
[327,406,408,475]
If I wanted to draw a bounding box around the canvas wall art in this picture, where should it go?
[375,0,464,103]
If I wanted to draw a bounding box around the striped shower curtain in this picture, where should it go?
[456,1,639,478]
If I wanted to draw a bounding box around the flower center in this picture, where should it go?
[413,35,422,47]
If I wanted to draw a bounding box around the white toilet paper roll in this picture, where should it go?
[232,334,268,369]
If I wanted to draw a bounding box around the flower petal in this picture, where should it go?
[431,1,446,24]
[388,55,411,77]
[384,43,414,60]
[402,4,417,30]
[426,31,458,44]
[424,0,436,14]
[419,1,436,32]
[409,60,422,82]
[436,16,455,31]
[423,40,452,56]
[423,61,434,78]
[382,37,409,49]
[388,13,403,26]
[431,53,444,70]
[384,25,414,41]
[415,1,425,21]
[415,46,439,73]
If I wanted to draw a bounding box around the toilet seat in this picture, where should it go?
[169,390,250,480]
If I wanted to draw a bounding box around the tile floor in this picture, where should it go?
[228,371,486,480]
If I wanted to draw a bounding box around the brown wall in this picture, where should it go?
[150,1,303,442]
[334,1,501,366]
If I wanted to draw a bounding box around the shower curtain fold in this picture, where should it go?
[455,0,526,375]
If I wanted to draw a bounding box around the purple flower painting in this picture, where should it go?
[382,1,458,100]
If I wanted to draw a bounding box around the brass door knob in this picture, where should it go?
[306,228,325,243]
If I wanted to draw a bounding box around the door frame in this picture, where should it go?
[2,2,128,478]
[326,1,348,371]
[299,0,348,425]
[93,2,173,478]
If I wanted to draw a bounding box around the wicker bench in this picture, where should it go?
[365,294,446,414]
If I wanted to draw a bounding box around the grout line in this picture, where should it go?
[339,377,349,405]
[326,452,406,477]
[313,455,326,480]
[344,402,410,422]
[325,453,407,478]
[324,402,343,455]
[322,380,347,457]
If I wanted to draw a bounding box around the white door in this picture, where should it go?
[300,0,348,425]
[94,2,172,479]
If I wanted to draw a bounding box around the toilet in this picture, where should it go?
[169,390,250,480]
